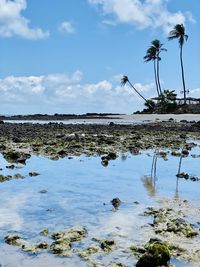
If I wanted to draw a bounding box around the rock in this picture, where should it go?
[136,240,170,267]
[182,149,189,156]
[5,235,37,253]
[108,263,124,267]
[36,242,49,249]
[93,238,116,253]
[13,174,24,179]
[78,245,100,258]
[111,198,121,209]
[29,172,40,177]
[39,189,48,194]
[50,239,71,256]
[101,158,109,167]
[176,172,189,179]
[3,150,31,164]
[6,164,15,169]
[145,207,198,238]
[0,174,24,182]
[107,152,117,160]
[40,229,49,236]
[100,240,116,252]
[52,227,87,242]
[4,235,22,246]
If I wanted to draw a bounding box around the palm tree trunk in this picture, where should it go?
[180,44,187,104]
[154,60,160,97]
[157,58,162,95]
[127,80,149,103]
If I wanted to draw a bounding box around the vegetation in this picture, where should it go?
[121,75,149,104]
[122,23,195,113]
[168,24,188,104]
[144,40,167,96]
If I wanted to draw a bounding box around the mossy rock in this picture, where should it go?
[136,240,170,267]
[40,229,49,236]
[50,239,71,255]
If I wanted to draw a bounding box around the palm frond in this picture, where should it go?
[121,75,129,86]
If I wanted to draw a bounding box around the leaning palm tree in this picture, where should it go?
[168,24,188,104]
[121,75,149,104]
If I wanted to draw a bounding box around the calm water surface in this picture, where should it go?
[0,144,200,266]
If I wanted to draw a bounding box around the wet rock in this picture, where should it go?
[130,245,146,257]
[107,152,117,160]
[145,207,198,238]
[101,158,109,167]
[5,235,37,253]
[39,189,48,194]
[3,150,31,164]
[52,227,87,242]
[181,149,189,156]
[111,198,121,209]
[176,172,189,179]
[0,174,24,182]
[6,164,15,169]
[40,229,49,236]
[29,172,40,177]
[13,174,24,179]
[136,240,170,267]
[93,238,116,253]
[36,242,49,249]
[50,239,71,256]
[4,235,22,245]
[78,245,101,258]
[171,151,181,157]
[176,173,199,181]
[166,218,198,238]
[0,174,12,182]
[108,263,125,267]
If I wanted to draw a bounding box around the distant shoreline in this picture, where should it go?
[0,113,199,122]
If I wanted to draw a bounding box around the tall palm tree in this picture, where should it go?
[144,40,166,96]
[168,24,188,104]
[144,46,159,96]
[121,75,149,103]
[151,40,167,95]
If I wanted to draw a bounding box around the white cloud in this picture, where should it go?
[0,0,49,39]
[88,0,195,34]
[0,71,156,114]
[189,88,200,98]
[58,21,76,34]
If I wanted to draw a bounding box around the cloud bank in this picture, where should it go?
[88,0,195,33]
[0,71,155,114]
[0,0,49,39]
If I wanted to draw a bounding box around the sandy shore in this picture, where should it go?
[110,113,200,122]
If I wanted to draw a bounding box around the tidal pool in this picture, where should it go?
[0,144,199,267]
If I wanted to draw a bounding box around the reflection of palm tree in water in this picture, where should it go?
[175,176,179,199]
[142,149,158,197]
[175,148,189,199]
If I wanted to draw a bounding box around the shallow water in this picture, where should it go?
[0,144,200,266]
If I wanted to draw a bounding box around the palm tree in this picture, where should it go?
[144,46,159,96]
[168,24,188,104]
[121,75,149,103]
[144,40,167,96]
[151,40,167,95]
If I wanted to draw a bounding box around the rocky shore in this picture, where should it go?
[0,120,199,163]
[0,120,200,266]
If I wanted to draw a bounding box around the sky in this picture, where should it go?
[0,0,199,115]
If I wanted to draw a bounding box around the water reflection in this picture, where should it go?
[0,146,199,267]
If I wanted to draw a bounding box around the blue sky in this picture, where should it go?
[0,0,199,114]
